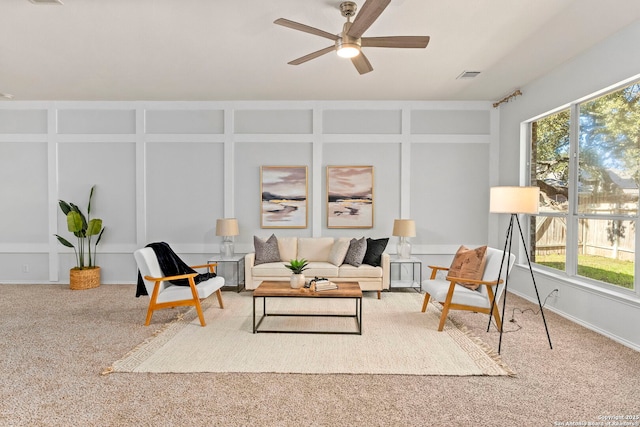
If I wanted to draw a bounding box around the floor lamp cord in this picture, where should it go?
[489,214,553,354]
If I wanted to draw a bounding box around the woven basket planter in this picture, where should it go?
[69,266,101,290]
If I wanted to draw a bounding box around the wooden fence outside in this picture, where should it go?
[533,216,635,262]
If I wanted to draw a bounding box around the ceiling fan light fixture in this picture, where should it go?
[337,44,360,58]
[336,28,361,59]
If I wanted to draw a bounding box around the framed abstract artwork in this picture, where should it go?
[260,166,308,228]
[326,165,374,229]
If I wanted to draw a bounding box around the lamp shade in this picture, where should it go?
[392,219,416,237]
[215,218,239,236]
[490,186,540,214]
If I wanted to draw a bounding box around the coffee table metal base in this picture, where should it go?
[252,282,362,335]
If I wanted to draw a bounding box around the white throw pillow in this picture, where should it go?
[328,238,350,266]
[278,237,298,262]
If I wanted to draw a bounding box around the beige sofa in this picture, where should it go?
[244,237,390,298]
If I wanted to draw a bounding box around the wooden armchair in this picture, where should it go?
[134,247,225,326]
[421,247,515,331]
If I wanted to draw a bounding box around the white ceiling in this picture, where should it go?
[2,0,640,102]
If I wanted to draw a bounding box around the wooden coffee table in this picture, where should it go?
[252,281,362,335]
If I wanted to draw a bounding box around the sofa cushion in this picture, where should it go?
[252,262,291,277]
[447,245,487,290]
[328,238,351,266]
[362,237,388,267]
[298,237,334,262]
[343,237,367,267]
[339,264,383,278]
[305,262,339,278]
[254,234,281,266]
[277,237,298,262]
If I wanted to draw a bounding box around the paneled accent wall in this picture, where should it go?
[0,101,497,284]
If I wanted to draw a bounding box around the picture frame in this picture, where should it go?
[327,165,374,229]
[260,166,308,228]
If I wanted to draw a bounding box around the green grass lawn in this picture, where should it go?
[534,253,634,289]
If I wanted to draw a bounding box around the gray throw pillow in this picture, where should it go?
[343,237,367,267]
[254,234,281,266]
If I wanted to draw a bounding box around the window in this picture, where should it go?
[529,82,640,291]
[530,109,570,273]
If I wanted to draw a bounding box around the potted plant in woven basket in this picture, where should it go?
[54,185,105,290]
[285,258,309,289]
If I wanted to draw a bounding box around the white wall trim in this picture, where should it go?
[144,134,225,143]
[48,107,59,282]
[135,107,147,248]
[409,134,491,144]
[223,107,235,218]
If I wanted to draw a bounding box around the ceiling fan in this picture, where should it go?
[274,0,430,75]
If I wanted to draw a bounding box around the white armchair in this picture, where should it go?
[421,247,516,331]
[134,247,225,327]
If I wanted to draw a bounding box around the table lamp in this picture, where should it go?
[216,218,239,258]
[392,219,416,259]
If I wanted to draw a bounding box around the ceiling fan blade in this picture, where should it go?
[347,0,391,39]
[288,46,336,65]
[351,52,373,75]
[362,36,430,49]
[274,18,338,41]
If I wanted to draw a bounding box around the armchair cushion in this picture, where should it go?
[343,237,367,267]
[423,280,490,309]
[254,234,281,265]
[447,245,487,290]
[155,276,225,304]
[362,237,389,267]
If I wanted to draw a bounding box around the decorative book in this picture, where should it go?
[314,280,338,291]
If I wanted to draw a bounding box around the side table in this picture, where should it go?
[389,256,422,292]
[207,254,245,292]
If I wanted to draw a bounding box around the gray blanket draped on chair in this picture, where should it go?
[136,242,216,297]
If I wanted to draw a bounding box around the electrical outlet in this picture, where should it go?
[22,264,29,273]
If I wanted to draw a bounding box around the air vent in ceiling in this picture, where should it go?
[28,0,63,4]
[456,71,481,79]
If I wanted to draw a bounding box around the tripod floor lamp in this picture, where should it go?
[489,186,552,354]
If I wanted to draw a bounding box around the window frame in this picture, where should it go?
[525,81,640,297]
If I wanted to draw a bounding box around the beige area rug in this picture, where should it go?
[111,292,513,376]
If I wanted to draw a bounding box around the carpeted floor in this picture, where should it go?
[1,284,639,426]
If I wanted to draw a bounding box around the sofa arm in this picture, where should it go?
[381,253,390,290]
[245,253,255,289]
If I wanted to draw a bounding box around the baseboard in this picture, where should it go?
[508,288,640,352]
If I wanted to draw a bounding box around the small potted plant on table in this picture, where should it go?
[54,185,105,290]
[285,258,309,289]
